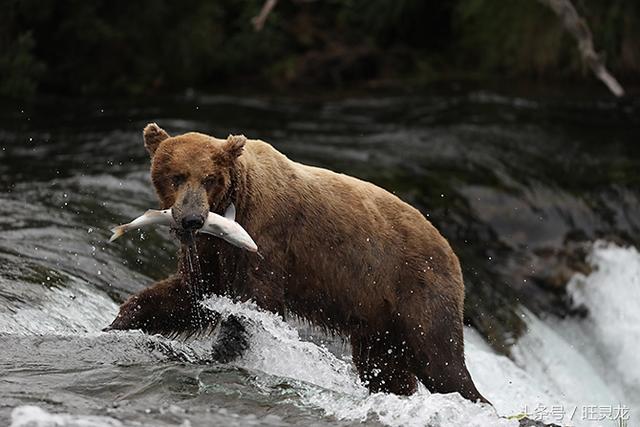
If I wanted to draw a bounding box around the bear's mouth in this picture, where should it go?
[171,227,199,245]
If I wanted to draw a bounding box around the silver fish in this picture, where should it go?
[109,203,258,253]
[200,205,258,252]
[109,209,173,242]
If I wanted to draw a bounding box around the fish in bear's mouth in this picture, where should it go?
[108,203,258,253]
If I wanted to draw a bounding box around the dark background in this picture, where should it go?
[2,0,639,98]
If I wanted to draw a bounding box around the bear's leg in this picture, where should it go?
[351,331,417,395]
[106,275,216,336]
[400,306,489,403]
[211,314,250,363]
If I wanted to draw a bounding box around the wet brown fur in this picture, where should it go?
[108,123,488,403]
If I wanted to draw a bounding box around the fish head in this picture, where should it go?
[143,124,246,243]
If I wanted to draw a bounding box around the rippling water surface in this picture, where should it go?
[1,91,639,426]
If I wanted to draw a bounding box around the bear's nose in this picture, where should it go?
[181,214,205,230]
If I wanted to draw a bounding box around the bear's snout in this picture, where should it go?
[171,184,209,235]
[181,214,205,230]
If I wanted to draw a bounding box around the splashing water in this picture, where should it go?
[11,406,125,427]
[2,93,639,426]
[204,296,516,427]
[6,242,640,427]
[183,233,205,329]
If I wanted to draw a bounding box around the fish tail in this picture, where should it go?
[109,225,126,242]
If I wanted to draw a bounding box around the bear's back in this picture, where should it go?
[242,139,460,287]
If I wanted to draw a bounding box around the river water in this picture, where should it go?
[0,90,638,426]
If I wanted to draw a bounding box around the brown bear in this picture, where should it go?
[107,123,488,403]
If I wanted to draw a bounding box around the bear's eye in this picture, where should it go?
[202,175,221,188]
[171,174,186,188]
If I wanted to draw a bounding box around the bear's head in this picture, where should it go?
[142,123,246,239]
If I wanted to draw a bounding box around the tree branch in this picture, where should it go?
[536,0,624,97]
[252,0,279,32]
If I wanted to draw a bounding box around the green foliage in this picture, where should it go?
[0,31,45,98]
[455,0,575,76]
[0,0,637,97]
[341,0,453,49]
[584,0,640,77]
[455,0,640,79]
[0,0,292,95]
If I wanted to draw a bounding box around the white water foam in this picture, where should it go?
[7,242,639,427]
[205,296,515,427]
[10,406,126,427]
[473,242,639,426]
[10,405,284,427]
[564,242,640,406]
[0,273,118,335]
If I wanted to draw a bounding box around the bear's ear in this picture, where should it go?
[222,134,247,163]
[143,123,170,157]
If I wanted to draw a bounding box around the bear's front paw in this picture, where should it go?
[211,315,249,363]
[104,296,151,332]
